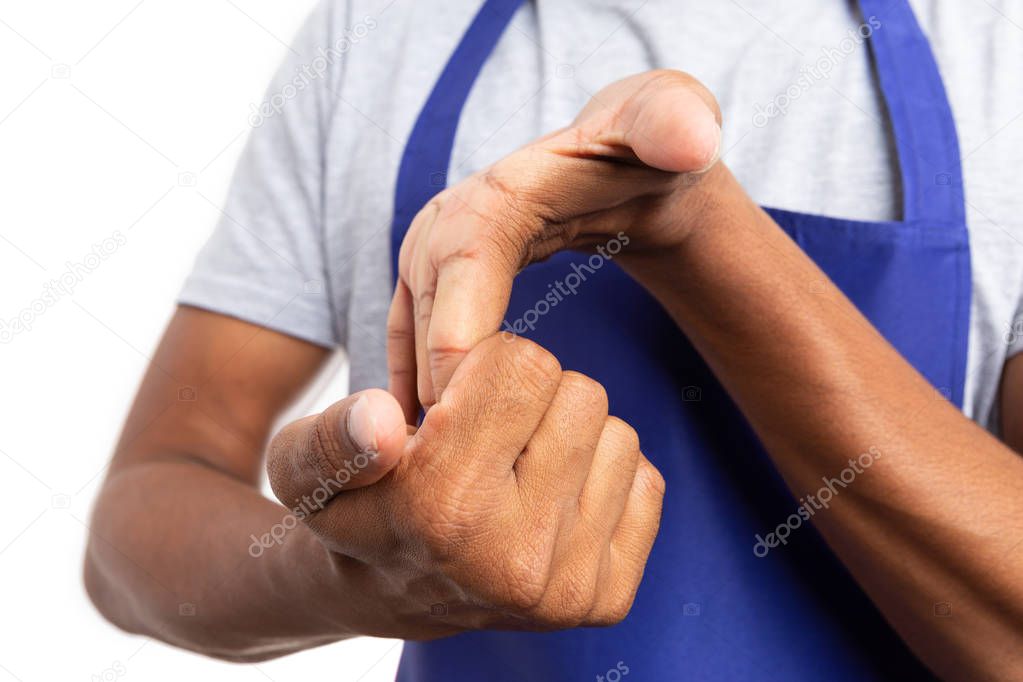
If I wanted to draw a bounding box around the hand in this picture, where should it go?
[388,69,722,415]
[266,335,665,638]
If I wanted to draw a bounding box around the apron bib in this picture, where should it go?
[390,1,969,678]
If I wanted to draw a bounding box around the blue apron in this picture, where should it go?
[390,0,970,679]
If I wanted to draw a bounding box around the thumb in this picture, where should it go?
[267,388,407,510]
[571,69,721,173]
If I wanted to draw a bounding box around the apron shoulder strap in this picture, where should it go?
[859,0,965,225]
[391,0,526,283]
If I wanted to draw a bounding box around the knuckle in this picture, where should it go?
[558,372,609,414]
[505,336,562,382]
[495,553,550,614]
[601,416,641,456]
[480,162,540,227]
[398,208,428,281]
[404,411,456,484]
[639,459,667,499]
[589,590,637,627]
[425,330,474,366]
[481,529,556,615]
[386,324,414,348]
[488,336,562,402]
[479,165,518,202]
[540,573,595,629]
[413,401,454,444]
[476,165,547,264]
[488,157,557,223]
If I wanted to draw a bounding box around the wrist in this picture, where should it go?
[265,526,364,639]
[618,162,762,294]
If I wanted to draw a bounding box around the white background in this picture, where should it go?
[0,2,401,680]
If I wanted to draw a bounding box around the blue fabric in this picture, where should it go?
[390,0,970,679]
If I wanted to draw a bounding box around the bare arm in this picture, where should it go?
[393,70,1023,680]
[84,306,349,661]
[85,307,664,660]
[1001,354,1023,453]
[627,166,1023,680]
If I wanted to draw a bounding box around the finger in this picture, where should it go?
[266,389,407,509]
[412,231,437,409]
[411,334,561,482]
[405,202,441,408]
[422,72,720,401]
[588,454,665,625]
[523,411,634,629]
[578,417,642,535]
[426,240,517,402]
[413,176,527,403]
[515,371,608,507]
[420,153,655,402]
[571,69,721,173]
[387,280,420,425]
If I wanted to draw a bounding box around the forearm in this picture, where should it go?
[624,165,1023,679]
[85,458,358,661]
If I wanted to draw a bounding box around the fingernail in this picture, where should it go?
[346,395,378,455]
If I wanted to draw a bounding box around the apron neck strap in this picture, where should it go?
[391,0,966,284]
[391,0,525,284]
[858,0,965,224]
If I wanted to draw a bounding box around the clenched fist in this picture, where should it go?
[266,335,664,638]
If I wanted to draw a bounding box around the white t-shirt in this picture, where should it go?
[180,0,1023,431]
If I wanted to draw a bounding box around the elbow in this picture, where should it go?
[83,542,304,664]
[82,536,147,639]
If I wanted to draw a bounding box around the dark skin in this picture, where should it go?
[85,306,665,659]
[84,307,1023,669]
[86,71,1023,678]
[84,307,337,659]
